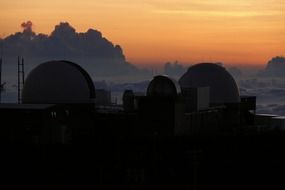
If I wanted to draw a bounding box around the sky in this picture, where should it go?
[0,0,284,66]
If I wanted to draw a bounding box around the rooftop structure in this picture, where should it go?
[179,63,240,105]
[22,60,95,104]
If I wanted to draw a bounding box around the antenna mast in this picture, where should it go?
[0,57,2,103]
[17,56,25,104]
[0,39,3,103]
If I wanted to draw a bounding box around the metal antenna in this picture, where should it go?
[18,56,20,104]
[22,57,25,86]
[0,37,4,103]
[17,56,25,104]
[0,57,2,103]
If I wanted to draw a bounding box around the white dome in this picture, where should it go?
[147,75,180,97]
[179,63,240,104]
[22,60,95,104]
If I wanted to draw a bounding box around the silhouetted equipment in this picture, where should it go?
[147,75,180,98]
[0,58,6,103]
[0,58,1,88]
[0,41,2,103]
[123,89,135,112]
[179,63,240,105]
[0,57,2,103]
[17,56,25,104]
[22,60,95,104]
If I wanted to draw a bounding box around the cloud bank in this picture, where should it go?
[0,21,147,76]
[239,77,285,115]
[259,56,285,77]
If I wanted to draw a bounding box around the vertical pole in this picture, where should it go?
[18,56,20,104]
[0,58,2,86]
[0,57,2,103]
[21,57,25,86]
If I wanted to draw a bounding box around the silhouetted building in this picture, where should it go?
[146,75,180,98]
[2,61,285,189]
[0,61,261,141]
[179,63,240,105]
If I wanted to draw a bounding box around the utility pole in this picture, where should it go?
[21,57,25,86]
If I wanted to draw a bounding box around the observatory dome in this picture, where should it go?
[147,75,180,97]
[22,60,95,104]
[179,63,240,104]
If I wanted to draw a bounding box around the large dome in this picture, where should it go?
[147,75,180,97]
[22,60,95,104]
[179,63,240,104]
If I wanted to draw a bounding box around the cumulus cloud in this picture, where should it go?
[0,21,148,76]
[259,56,285,77]
[21,21,33,34]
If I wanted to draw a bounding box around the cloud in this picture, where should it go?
[239,77,285,115]
[21,21,33,33]
[256,104,285,116]
[164,61,187,78]
[259,56,285,77]
[0,21,149,76]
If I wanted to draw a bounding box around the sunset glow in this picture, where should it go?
[0,0,284,66]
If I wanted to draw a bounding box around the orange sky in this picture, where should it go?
[0,0,284,66]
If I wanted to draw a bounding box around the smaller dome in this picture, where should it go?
[147,75,180,97]
[22,60,95,104]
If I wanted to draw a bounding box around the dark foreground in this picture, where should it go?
[1,134,285,189]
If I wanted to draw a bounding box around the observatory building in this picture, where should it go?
[22,60,95,104]
[146,75,180,97]
[179,63,240,105]
[3,60,285,189]
[0,61,258,143]
[130,63,256,136]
